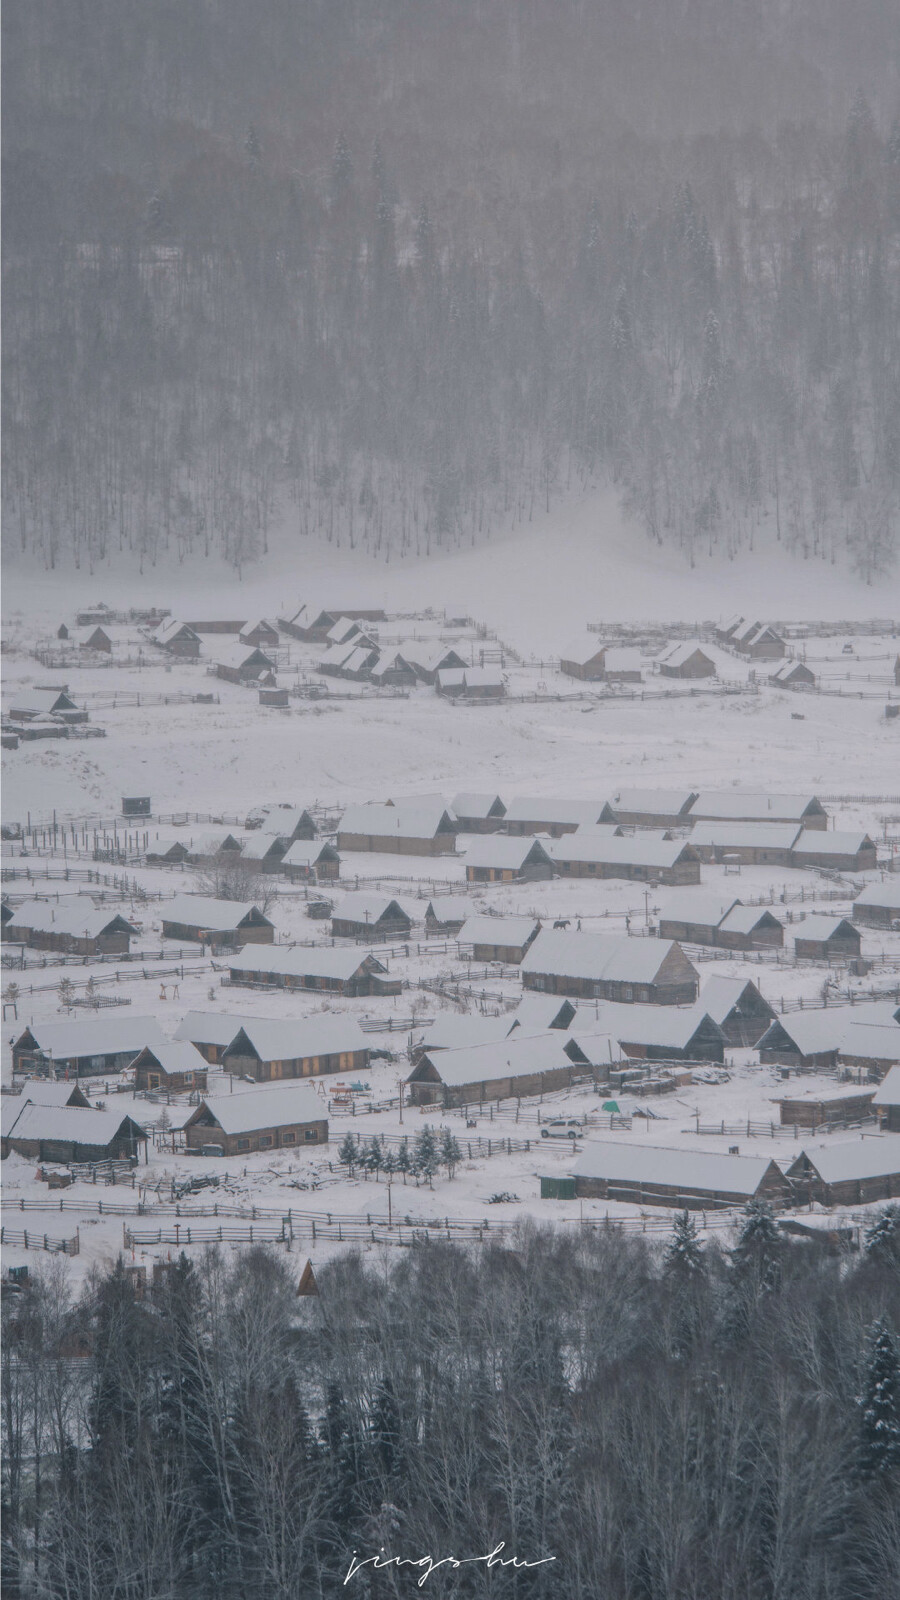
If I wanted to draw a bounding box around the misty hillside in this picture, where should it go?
[3,0,899,575]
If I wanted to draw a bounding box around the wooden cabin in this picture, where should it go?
[79,625,113,654]
[11,1017,166,1078]
[836,1021,900,1079]
[401,643,467,686]
[791,832,877,873]
[688,792,828,830]
[330,894,413,941]
[278,603,309,638]
[173,1011,265,1065]
[502,797,607,836]
[152,620,201,657]
[786,1143,900,1207]
[548,835,701,885]
[424,897,469,936]
[756,1014,843,1072]
[3,900,134,956]
[2,1105,147,1164]
[522,931,699,1005]
[715,905,784,950]
[450,793,507,832]
[792,916,861,962]
[733,622,786,659]
[600,789,697,828]
[221,1018,368,1081]
[337,802,457,856]
[600,647,643,682]
[569,1142,791,1210]
[227,945,400,996]
[696,977,776,1046]
[183,1084,327,1156]
[559,640,608,681]
[436,666,505,699]
[131,1042,209,1094]
[463,835,553,882]
[215,644,276,683]
[253,806,317,843]
[240,618,279,648]
[457,915,541,963]
[317,639,380,680]
[657,642,716,678]
[769,660,816,687]
[658,895,741,946]
[852,880,900,929]
[874,1068,900,1133]
[290,608,386,642]
[7,688,84,722]
[772,1088,875,1128]
[407,1031,583,1108]
[160,896,275,947]
[506,995,577,1031]
[280,840,340,882]
[689,821,802,866]
[715,614,744,643]
[581,1002,726,1063]
[369,651,418,688]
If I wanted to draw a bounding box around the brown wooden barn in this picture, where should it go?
[657,895,742,946]
[183,1083,327,1155]
[226,945,400,996]
[792,916,861,962]
[769,660,816,687]
[3,900,134,956]
[688,821,802,866]
[522,931,699,1004]
[463,836,553,882]
[221,1018,369,1081]
[450,793,507,832]
[79,625,113,653]
[756,1014,843,1071]
[695,977,776,1046]
[406,1031,584,1108]
[791,832,877,873]
[215,644,276,683]
[424,897,470,935]
[280,840,340,882]
[173,1011,267,1064]
[457,915,541,963]
[161,896,275,946]
[559,640,609,680]
[569,1142,791,1210]
[337,802,457,856]
[582,1001,726,1063]
[772,1088,875,1128]
[11,1017,167,1078]
[657,642,716,678]
[2,1105,147,1164]
[152,619,201,657]
[502,797,607,836]
[330,894,413,941]
[786,1142,900,1206]
[240,618,280,648]
[131,1041,209,1094]
[600,788,697,828]
[852,881,900,928]
[688,791,828,830]
[714,904,784,950]
[548,835,701,884]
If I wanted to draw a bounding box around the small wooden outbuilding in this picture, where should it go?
[657,642,716,678]
[160,896,275,947]
[451,793,507,832]
[522,931,699,1005]
[330,894,413,941]
[569,1141,791,1210]
[792,916,861,962]
[131,1042,209,1094]
[457,915,541,963]
[852,880,900,929]
[227,945,400,996]
[183,1084,327,1156]
[463,836,553,883]
[2,1105,147,1164]
[786,1142,900,1206]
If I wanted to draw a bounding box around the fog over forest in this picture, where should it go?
[3,0,899,575]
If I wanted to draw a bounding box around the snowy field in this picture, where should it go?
[2,518,900,1288]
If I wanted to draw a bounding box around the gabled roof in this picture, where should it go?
[758,1012,847,1056]
[2,1104,146,1146]
[457,915,540,947]
[601,647,642,672]
[688,821,803,850]
[769,660,813,682]
[132,1040,209,1075]
[689,792,826,823]
[7,899,134,940]
[792,915,858,942]
[400,641,466,674]
[462,836,552,870]
[504,797,607,827]
[572,1140,781,1195]
[331,893,414,924]
[258,806,316,834]
[14,1016,166,1061]
[792,831,874,856]
[190,1082,324,1137]
[658,893,740,928]
[227,945,387,980]
[717,904,782,936]
[162,895,273,932]
[153,619,200,646]
[873,1067,900,1108]
[215,643,274,670]
[854,881,900,911]
[506,995,576,1032]
[656,642,714,669]
[451,792,506,820]
[605,788,697,818]
[416,1015,515,1052]
[410,1030,574,1087]
[522,931,691,984]
[571,1001,723,1052]
[326,616,367,644]
[698,976,774,1026]
[338,802,455,840]
[789,1138,900,1185]
[174,1011,274,1048]
[240,617,278,636]
[7,688,78,715]
[548,836,698,869]
[281,840,338,867]
[424,897,470,923]
[225,1016,367,1063]
[559,638,607,666]
[837,1023,900,1064]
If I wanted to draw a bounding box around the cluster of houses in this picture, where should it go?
[314,615,506,698]
[558,621,841,690]
[657,894,865,963]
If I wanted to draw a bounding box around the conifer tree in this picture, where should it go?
[857,1319,900,1480]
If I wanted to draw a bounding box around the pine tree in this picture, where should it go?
[395,1139,411,1184]
[857,1319,900,1479]
[338,1132,358,1176]
[664,1210,704,1281]
[413,1125,439,1187]
[439,1128,462,1179]
[731,1198,783,1291]
[864,1205,900,1265]
[362,1137,383,1180]
[381,1147,397,1180]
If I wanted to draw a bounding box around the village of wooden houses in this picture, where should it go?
[2,596,900,1288]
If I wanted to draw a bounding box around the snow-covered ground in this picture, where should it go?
[2,528,899,1288]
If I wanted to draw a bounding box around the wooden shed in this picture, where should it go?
[11,1016,167,1078]
[280,840,340,882]
[424,897,470,935]
[215,644,276,683]
[161,896,275,947]
[772,1087,875,1128]
[792,916,861,962]
[756,1014,843,1072]
[463,835,553,882]
[451,793,507,833]
[657,894,741,946]
[226,945,400,996]
[221,1018,368,1081]
[2,1105,147,1164]
[337,802,457,856]
[79,625,113,654]
[852,880,900,929]
[548,835,701,885]
[131,1041,209,1094]
[791,832,877,873]
[152,620,201,657]
[657,642,716,678]
[240,618,279,648]
[522,931,699,1005]
[769,660,816,687]
[733,622,786,659]
[559,640,608,681]
[696,976,776,1046]
[600,789,697,828]
[330,894,413,941]
[582,1001,726,1063]
[873,1068,900,1133]
[786,1142,900,1206]
[406,1031,583,1108]
[401,643,467,685]
[183,1083,327,1156]
[688,791,828,831]
[715,904,784,950]
[502,797,608,836]
[3,899,134,956]
[688,821,802,866]
[571,1141,791,1210]
[457,915,541,963]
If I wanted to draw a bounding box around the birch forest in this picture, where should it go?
[3,0,899,576]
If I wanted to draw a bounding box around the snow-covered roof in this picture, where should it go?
[507,995,575,1031]
[162,895,272,932]
[17,1016,166,1061]
[401,641,465,674]
[7,688,77,715]
[3,1104,146,1146]
[559,638,607,665]
[240,617,277,636]
[689,821,803,850]
[606,788,697,817]
[602,647,643,672]
[338,802,453,840]
[792,830,873,856]
[854,880,900,911]
[196,1083,324,1136]
[258,806,315,833]
[457,667,504,689]
[425,897,470,922]
[571,1001,721,1051]
[792,915,857,942]
[462,835,550,869]
[769,660,812,682]
[227,945,386,980]
[717,904,782,936]
[522,931,689,984]
[281,840,337,867]
[226,1016,367,1062]
[758,1012,848,1056]
[791,1138,900,1185]
[572,1140,779,1195]
[504,797,607,827]
[457,915,540,947]
[689,792,824,822]
[450,792,506,820]
[656,642,714,669]
[658,893,740,928]
[174,1011,274,1047]
[837,1023,900,1064]
[134,1040,209,1074]
[873,1067,900,1108]
[153,618,199,645]
[416,1015,515,1052]
[548,836,697,868]
[216,643,274,670]
[332,892,414,923]
[414,1030,574,1087]
[6,899,134,939]
[697,977,772,1025]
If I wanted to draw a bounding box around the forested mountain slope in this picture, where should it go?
[3,0,899,575]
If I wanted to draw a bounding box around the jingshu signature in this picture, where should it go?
[344,1543,556,1588]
